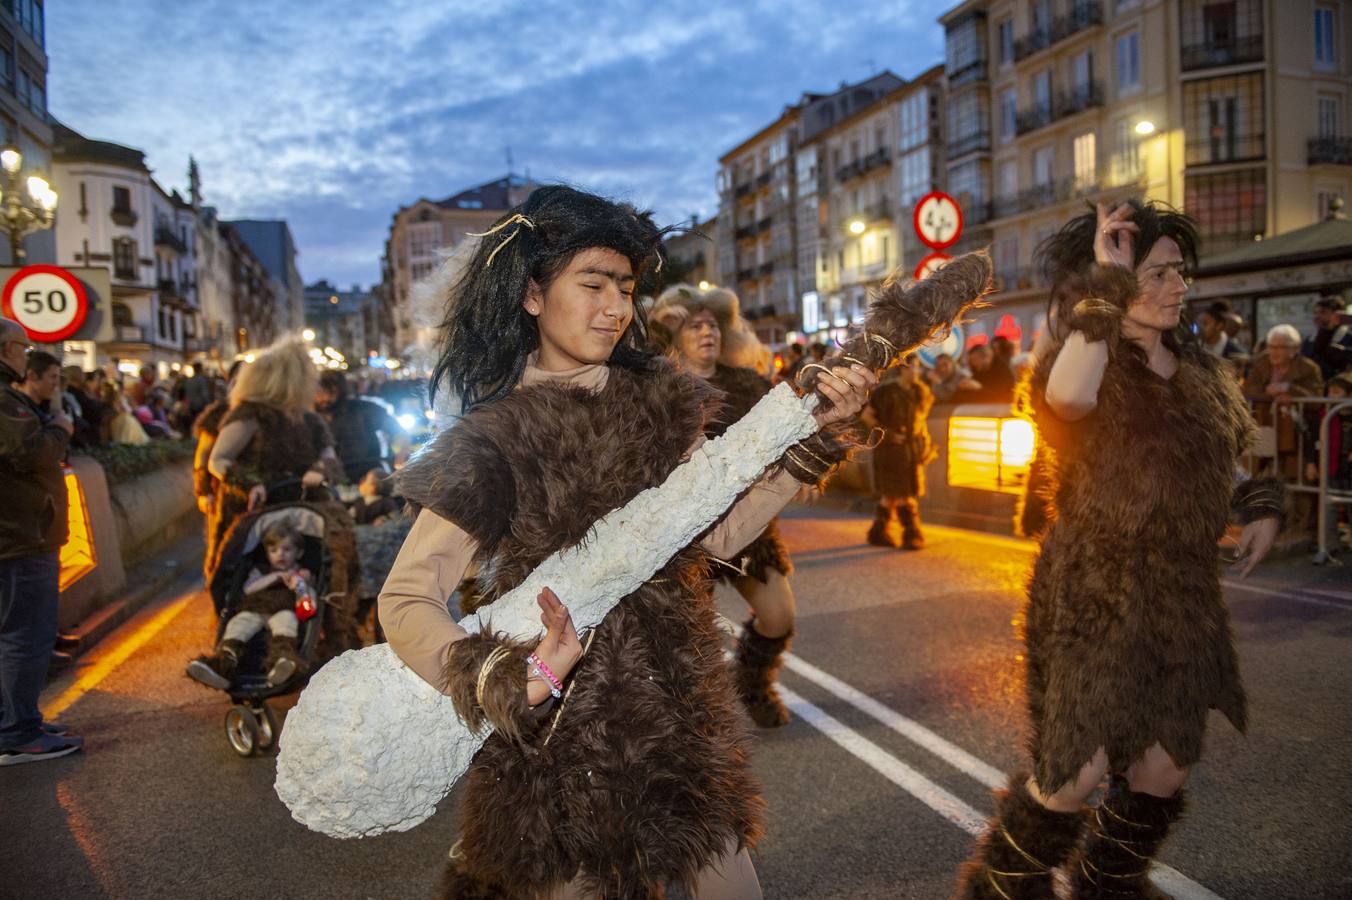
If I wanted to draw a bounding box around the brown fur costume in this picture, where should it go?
[869,375,936,498]
[706,363,793,582]
[1023,264,1255,793]
[396,359,766,899]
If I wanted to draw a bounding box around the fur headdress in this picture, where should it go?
[649,283,767,371]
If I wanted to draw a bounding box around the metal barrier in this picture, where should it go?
[1243,396,1352,563]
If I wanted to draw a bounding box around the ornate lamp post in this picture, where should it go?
[0,146,58,263]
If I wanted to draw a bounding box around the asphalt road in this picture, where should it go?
[4,508,1350,899]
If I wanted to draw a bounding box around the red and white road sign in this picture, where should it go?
[913,191,963,250]
[2,265,89,342]
[913,251,952,281]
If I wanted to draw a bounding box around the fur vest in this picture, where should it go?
[1023,310,1253,793]
[869,377,935,498]
[398,359,764,898]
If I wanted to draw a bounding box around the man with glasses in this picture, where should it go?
[0,317,81,766]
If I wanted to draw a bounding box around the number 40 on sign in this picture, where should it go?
[2,265,89,342]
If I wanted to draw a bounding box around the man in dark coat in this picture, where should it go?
[315,370,404,482]
[0,318,82,766]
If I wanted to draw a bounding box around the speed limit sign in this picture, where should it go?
[2,265,89,342]
[913,251,952,281]
[913,191,963,250]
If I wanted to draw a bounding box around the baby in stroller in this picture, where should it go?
[188,520,316,689]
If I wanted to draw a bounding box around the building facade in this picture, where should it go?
[801,67,946,344]
[937,0,1352,349]
[0,0,52,264]
[304,279,375,369]
[381,174,535,356]
[227,219,304,335]
[660,214,720,289]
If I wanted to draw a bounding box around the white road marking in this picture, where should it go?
[1220,579,1352,611]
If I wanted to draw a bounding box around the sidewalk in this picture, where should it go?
[56,531,205,662]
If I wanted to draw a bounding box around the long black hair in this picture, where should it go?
[430,185,671,412]
[1036,198,1200,347]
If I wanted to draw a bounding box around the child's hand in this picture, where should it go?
[526,588,582,706]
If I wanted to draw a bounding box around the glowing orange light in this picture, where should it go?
[59,468,97,591]
[947,416,1038,494]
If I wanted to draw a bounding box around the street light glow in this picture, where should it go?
[1,149,20,174]
[698,281,710,290]
[848,220,866,235]
[26,174,48,200]
[1134,120,1156,135]
[302,328,316,341]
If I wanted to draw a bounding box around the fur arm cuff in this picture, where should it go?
[1062,265,1138,343]
[1065,298,1124,344]
[1233,476,1286,528]
[442,630,545,743]
[780,424,862,486]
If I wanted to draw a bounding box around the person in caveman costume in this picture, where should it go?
[953,200,1283,899]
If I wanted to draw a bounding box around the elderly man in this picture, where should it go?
[0,319,81,766]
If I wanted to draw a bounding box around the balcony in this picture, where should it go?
[1180,34,1263,72]
[946,60,988,89]
[734,182,754,200]
[836,148,891,184]
[1309,136,1352,166]
[757,261,775,278]
[991,173,1129,220]
[947,130,992,159]
[110,206,137,227]
[154,225,187,254]
[113,324,147,343]
[184,336,217,353]
[1016,82,1104,136]
[1014,2,1103,63]
[736,268,756,283]
[838,199,893,233]
[756,171,772,188]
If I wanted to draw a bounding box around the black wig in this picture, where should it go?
[430,185,671,412]
[1036,198,1200,342]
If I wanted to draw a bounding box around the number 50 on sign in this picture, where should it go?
[2,265,89,342]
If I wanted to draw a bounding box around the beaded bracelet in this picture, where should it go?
[527,652,563,699]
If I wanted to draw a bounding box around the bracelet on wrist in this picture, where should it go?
[527,652,563,699]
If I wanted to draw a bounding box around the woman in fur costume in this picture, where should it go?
[954,200,1283,900]
[863,358,935,550]
[379,186,874,899]
[649,283,799,728]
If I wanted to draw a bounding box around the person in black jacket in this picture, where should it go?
[0,319,82,766]
[315,370,404,482]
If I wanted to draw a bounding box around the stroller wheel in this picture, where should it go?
[252,705,278,751]
[225,705,260,757]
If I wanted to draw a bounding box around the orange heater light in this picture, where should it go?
[946,416,1038,494]
[59,467,97,592]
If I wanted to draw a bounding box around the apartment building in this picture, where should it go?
[939,0,1352,346]
[800,66,946,344]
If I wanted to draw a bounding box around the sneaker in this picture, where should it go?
[0,732,84,767]
[186,655,233,690]
[265,636,299,687]
[41,721,73,737]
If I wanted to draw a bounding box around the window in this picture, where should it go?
[998,159,1017,199]
[113,238,136,280]
[998,18,1014,65]
[945,14,985,75]
[1180,0,1263,70]
[1033,70,1052,113]
[1116,32,1140,94]
[408,222,440,258]
[1000,89,1017,140]
[25,70,42,113]
[1112,119,1143,183]
[994,237,1019,281]
[1033,145,1054,184]
[15,67,28,107]
[1315,7,1337,68]
[1185,168,1266,245]
[1073,132,1097,188]
[898,91,929,152]
[946,89,990,155]
[1072,50,1093,92]
[769,133,789,164]
[1183,73,1265,165]
[113,186,132,212]
[1317,188,1346,220]
[1031,0,1051,35]
[1317,94,1341,139]
[948,159,988,207]
[898,146,932,205]
[0,39,12,92]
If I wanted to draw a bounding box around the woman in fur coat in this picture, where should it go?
[954,200,1283,900]
[649,283,800,728]
[379,186,874,899]
[863,359,935,550]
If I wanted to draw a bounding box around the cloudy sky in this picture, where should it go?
[48,1,942,289]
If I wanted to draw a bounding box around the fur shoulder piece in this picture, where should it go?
[395,413,517,551]
[221,400,279,428]
[707,364,771,437]
[1084,263,1140,310]
[192,399,229,438]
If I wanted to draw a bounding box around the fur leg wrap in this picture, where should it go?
[1233,476,1286,529]
[733,619,792,728]
[436,853,517,900]
[1072,777,1185,899]
[868,504,900,548]
[442,630,537,743]
[952,772,1087,900]
[898,497,925,550]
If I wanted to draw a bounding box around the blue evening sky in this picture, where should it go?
[48,1,942,289]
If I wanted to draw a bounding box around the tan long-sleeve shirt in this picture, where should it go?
[378,358,804,692]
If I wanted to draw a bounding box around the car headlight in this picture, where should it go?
[397,413,416,430]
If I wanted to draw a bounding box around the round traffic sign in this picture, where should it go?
[2,265,89,342]
[913,251,952,281]
[915,323,965,367]
[913,191,963,250]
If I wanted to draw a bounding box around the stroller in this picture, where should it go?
[201,482,344,757]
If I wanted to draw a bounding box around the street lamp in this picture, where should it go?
[0,146,57,262]
[848,219,866,235]
[302,328,316,342]
[1134,120,1156,136]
